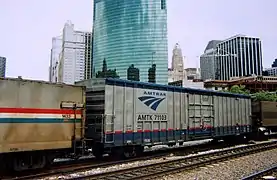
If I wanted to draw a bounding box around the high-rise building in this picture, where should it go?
[168,43,184,82]
[49,36,62,83]
[264,58,277,76]
[272,58,277,68]
[184,68,201,80]
[93,0,168,84]
[217,35,263,80]
[49,21,92,84]
[264,67,277,76]
[85,32,92,80]
[200,35,263,81]
[0,56,6,77]
[200,40,222,81]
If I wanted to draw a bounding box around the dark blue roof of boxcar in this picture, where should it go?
[105,78,250,99]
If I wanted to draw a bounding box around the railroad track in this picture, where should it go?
[70,141,277,180]
[241,164,277,180]
[3,140,230,180]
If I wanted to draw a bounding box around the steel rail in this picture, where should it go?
[4,140,229,180]
[241,164,277,180]
[72,141,277,180]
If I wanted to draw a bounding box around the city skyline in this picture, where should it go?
[0,0,276,80]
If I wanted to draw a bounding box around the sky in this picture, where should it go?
[0,0,276,80]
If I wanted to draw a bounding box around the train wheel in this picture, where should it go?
[123,151,132,158]
[123,146,144,158]
[12,154,46,171]
[32,155,47,169]
[135,146,144,157]
[93,149,104,159]
[111,146,143,159]
[0,155,9,173]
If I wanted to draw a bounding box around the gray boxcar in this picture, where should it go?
[76,78,252,157]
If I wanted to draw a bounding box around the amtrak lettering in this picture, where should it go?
[137,114,167,121]
[143,91,166,97]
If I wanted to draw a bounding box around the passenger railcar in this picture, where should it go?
[76,78,252,158]
[0,78,86,171]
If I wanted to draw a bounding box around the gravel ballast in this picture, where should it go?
[41,143,252,179]
[161,148,277,180]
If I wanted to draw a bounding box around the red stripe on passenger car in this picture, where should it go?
[0,107,82,114]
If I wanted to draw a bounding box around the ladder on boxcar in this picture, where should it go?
[60,101,85,157]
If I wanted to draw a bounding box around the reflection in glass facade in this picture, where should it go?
[93,0,168,84]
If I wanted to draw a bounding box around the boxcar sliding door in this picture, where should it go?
[188,93,214,139]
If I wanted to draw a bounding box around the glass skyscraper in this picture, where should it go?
[93,0,168,84]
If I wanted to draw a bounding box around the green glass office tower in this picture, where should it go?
[93,0,168,84]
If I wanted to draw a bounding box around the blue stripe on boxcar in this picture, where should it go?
[175,130,182,140]
[160,131,167,142]
[167,130,174,141]
[134,132,142,144]
[124,133,133,144]
[0,118,81,123]
[152,131,159,142]
[105,133,114,142]
[105,125,252,147]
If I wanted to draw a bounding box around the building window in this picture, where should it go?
[161,0,166,9]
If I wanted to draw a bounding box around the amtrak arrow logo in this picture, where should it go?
[138,96,165,111]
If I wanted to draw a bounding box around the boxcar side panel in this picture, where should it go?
[261,101,277,127]
[213,96,221,136]
[251,101,277,129]
[104,85,116,144]
[105,84,171,147]
[245,99,252,132]
[213,96,219,135]
[167,91,174,142]
[230,98,237,134]
[213,96,252,138]
[182,93,189,139]
[136,87,169,145]
[0,79,85,153]
[230,98,236,133]
[173,92,189,143]
[173,91,182,142]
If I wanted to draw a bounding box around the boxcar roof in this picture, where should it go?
[0,77,85,88]
[104,78,250,99]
